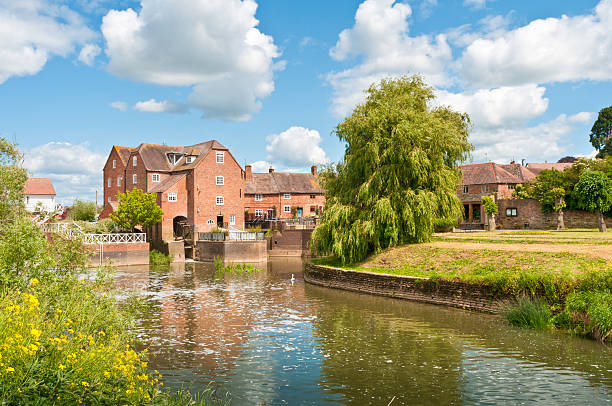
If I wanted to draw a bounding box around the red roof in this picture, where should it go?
[24,178,56,195]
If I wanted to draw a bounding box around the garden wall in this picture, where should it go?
[304,263,514,314]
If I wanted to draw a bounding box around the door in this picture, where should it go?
[217,215,224,228]
[297,207,303,218]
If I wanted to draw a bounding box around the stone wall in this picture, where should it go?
[86,242,149,266]
[196,240,267,262]
[497,198,612,229]
[304,263,514,314]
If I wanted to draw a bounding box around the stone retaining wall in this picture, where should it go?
[86,242,150,266]
[304,263,514,314]
[196,240,267,262]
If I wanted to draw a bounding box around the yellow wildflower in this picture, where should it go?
[5,367,14,373]
[81,381,89,387]
[30,278,39,286]
[30,328,42,340]
[58,364,66,371]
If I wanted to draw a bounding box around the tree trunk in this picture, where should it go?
[557,208,565,231]
[488,213,496,231]
[598,211,607,232]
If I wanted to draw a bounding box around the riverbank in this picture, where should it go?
[309,230,612,342]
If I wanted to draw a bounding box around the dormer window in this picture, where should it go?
[186,156,195,164]
[167,153,184,166]
[152,174,160,183]
[216,151,224,164]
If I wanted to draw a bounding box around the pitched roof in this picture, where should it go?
[245,172,323,194]
[135,140,228,172]
[24,178,56,195]
[114,146,133,166]
[148,173,186,193]
[525,162,573,176]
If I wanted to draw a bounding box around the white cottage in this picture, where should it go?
[24,178,57,213]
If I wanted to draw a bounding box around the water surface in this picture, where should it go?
[114,259,612,405]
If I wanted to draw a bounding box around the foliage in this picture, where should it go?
[0,137,28,221]
[246,225,262,232]
[517,169,569,213]
[563,290,612,341]
[74,218,116,234]
[150,250,172,266]
[213,256,263,275]
[504,297,553,330]
[481,196,498,215]
[211,227,229,235]
[69,199,98,222]
[574,170,612,214]
[312,75,472,264]
[111,188,163,231]
[589,105,612,157]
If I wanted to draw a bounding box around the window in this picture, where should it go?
[108,197,110,203]
[107,178,111,188]
[132,174,137,184]
[112,159,116,169]
[483,185,488,193]
[207,219,214,225]
[508,184,516,190]
[132,156,137,167]
[284,193,291,199]
[267,209,274,218]
[186,156,195,164]
[216,151,224,164]
[506,208,518,217]
[168,192,177,202]
[255,209,263,216]
[310,206,316,212]
[462,186,469,194]
[310,194,316,199]
[216,196,224,205]
[152,173,160,183]
[255,194,263,201]
[284,205,291,213]
[230,215,235,225]
[117,177,121,187]
[216,176,224,186]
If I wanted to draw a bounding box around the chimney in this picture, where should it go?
[245,164,252,181]
[269,167,275,173]
[311,165,317,176]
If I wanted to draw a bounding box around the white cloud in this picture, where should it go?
[326,0,452,117]
[101,0,281,121]
[463,0,486,9]
[0,1,95,84]
[78,43,100,66]
[109,101,127,111]
[23,142,106,204]
[436,84,549,129]
[265,126,330,168]
[470,113,592,163]
[133,99,188,114]
[249,160,272,173]
[459,0,612,88]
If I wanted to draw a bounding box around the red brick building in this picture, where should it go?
[458,161,572,228]
[101,140,246,240]
[244,165,325,220]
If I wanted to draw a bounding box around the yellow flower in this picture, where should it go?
[5,367,14,373]
[103,371,110,378]
[30,278,39,286]
[30,328,42,340]
[58,364,66,371]
[81,381,89,387]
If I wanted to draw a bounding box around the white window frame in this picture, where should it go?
[284,193,291,199]
[108,197,111,203]
[132,174,137,184]
[506,207,518,217]
[207,219,214,225]
[216,196,224,205]
[132,156,137,167]
[112,159,116,169]
[255,209,263,217]
[152,173,160,183]
[508,184,516,190]
[462,186,469,194]
[117,177,121,187]
[254,194,263,201]
[216,176,224,186]
[168,192,177,202]
[216,151,224,164]
[186,156,195,164]
[230,215,235,225]
[107,178,111,188]
[284,205,291,213]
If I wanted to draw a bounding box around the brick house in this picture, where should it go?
[244,165,325,220]
[458,161,572,229]
[101,140,246,241]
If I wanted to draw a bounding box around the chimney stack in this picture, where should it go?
[311,165,317,176]
[269,167,275,173]
[245,164,252,181]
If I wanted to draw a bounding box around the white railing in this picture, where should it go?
[228,231,265,241]
[82,233,147,244]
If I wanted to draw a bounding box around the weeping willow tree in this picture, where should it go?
[312,75,473,264]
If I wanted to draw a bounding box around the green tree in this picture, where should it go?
[481,196,498,231]
[0,137,28,222]
[110,188,163,232]
[69,199,98,221]
[574,170,612,232]
[312,75,472,264]
[590,106,612,158]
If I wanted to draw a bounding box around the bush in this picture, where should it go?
[69,200,98,222]
[75,218,117,234]
[564,290,612,341]
[503,297,553,330]
[150,250,172,266]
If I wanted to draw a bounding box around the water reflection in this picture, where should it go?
[114,260,612,405]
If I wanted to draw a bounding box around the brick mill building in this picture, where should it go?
[101,140,326,242]
[244,165,325,220]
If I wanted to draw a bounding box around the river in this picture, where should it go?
[114,258,612,405]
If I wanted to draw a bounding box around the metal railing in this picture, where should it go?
[198,231,265,241]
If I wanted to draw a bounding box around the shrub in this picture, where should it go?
[503,297,553,330]
[75,218,117,234]
[564,290,612,341]
[150,250,172,266]
[69,200,98,222]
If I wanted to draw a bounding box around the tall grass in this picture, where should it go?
[504,297,553,330]
[150,250,172,266]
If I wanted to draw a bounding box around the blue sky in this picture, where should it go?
[1,0,610,203]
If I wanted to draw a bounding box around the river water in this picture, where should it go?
[114,259,612,405]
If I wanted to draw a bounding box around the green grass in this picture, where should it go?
[150,250,172,266]
[213,256,264,275]
[504,297,553,330]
